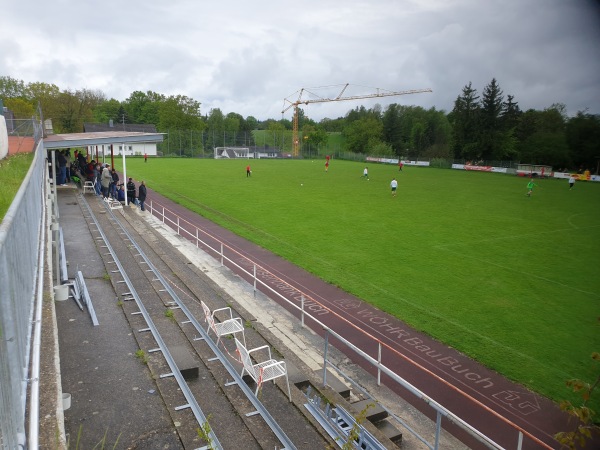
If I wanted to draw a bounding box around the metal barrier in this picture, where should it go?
[72,271,99,326]
[0,130,46,450]
[304,386,386,450]
[147,198,554,450]
[59,228,68,283]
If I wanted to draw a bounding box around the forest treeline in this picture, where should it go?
[1,75,598,170]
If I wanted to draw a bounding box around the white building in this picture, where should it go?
[84,121,159,157]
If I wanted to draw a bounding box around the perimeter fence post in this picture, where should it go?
[322,329,329,387]
[253,264,257,297]
[301,295,305,327]
[517,431,523,450]
[195,228,199,248]
[162,206,165,224]
[220,243,224,266]
[177,217,180,235]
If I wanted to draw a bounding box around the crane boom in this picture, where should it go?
[282,84,432,156]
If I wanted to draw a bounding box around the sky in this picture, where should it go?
[2,0,600,122]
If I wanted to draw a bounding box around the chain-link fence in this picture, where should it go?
[0,127,45,449]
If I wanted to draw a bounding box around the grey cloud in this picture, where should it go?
[1,0,599,120]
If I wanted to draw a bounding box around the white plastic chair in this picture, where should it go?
[83,180,96,194]
[201,300,245,347]
[235,338,291,402]
[107,198,122,210]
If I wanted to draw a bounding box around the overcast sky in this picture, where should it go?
[2,0,600,122]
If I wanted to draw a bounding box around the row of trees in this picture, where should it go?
[1,76,598,171]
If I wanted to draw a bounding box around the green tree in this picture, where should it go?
[93,98,122,124]
[502,94,522,131]
[0,76,27,99]
[367,140,394,157]
[158,95,203,130]
[382,103,403,155]
[479,78,506,160]
[343,116,383,154]
[27,82,61,122]
[319,117,345,133]
[4,98,35,118]
[424,108,453,159]
[124,90,164,125]
[516,107,569,167]
[566,112,600,173]
[301,124,328,155]
[449,82,480,160]
[410,121,427,157]
[265,121,287,150]
[245,115,258,131]
[205,108,225,150]
[55,88,103,133]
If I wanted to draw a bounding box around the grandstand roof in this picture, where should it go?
[43,131,164,149]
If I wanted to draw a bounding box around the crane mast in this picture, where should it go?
[282,84,432,157]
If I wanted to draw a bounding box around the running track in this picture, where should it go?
[143,187,581,450]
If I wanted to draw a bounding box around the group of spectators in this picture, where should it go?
[51,149,147,211]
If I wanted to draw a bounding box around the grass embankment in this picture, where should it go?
[118,157,600,409]
[0,153,34,220]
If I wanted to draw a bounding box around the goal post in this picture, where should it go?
[214,147,251,159]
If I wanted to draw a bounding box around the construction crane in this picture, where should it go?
[281,84,433,157]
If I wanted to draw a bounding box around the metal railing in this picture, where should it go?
[0,130,46,450]
[146,199,554,450]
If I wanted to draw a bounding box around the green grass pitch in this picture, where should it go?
[117,157,600,409]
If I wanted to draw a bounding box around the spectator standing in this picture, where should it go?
[138,181,147,211]
[79,153,88,175]
[56,150,67,185]
[64,150,72,182]
[94,163,102,195]
[101,164,112,198]
[110,168,119,199]
[126,178,136,205]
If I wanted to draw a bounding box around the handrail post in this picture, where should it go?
[196,228,199,248]
[434,411,442,450]
[253,264,257,297]
[322,329,329,387]
[517,431,523,450]
[377,342,382,386]
[220,243,224,266]
[301,295,305,327]
[162,206,165,224]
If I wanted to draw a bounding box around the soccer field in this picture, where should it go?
[118,157,600,408]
